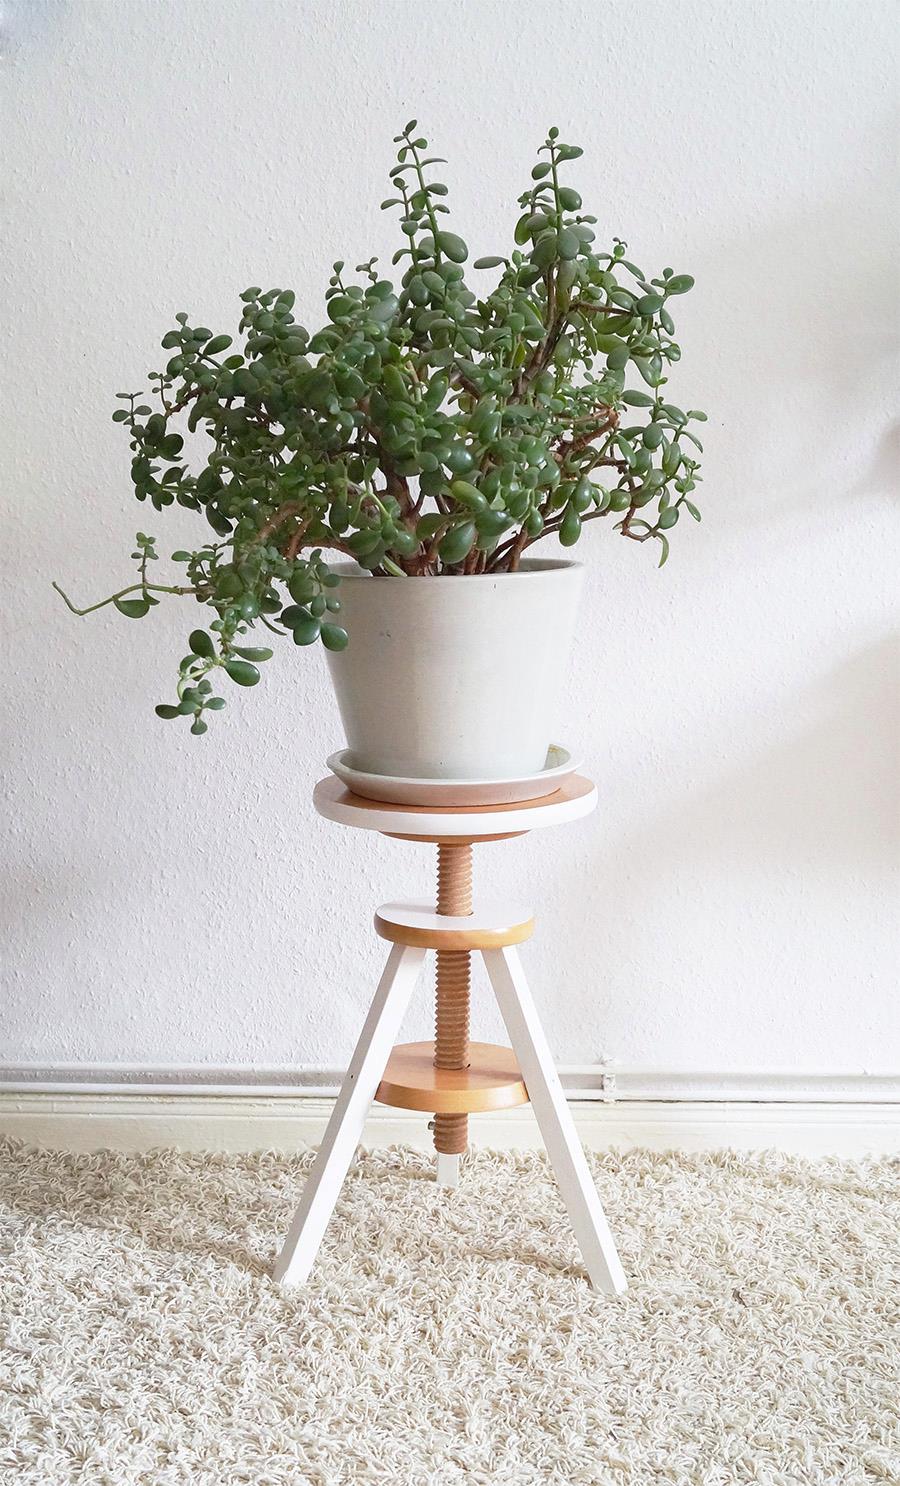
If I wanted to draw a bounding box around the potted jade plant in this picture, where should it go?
[55,122,704,780]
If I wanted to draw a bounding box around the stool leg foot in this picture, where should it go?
[274,943,426,1287]
[436,1152,460,1188]
[483,946,628,1297]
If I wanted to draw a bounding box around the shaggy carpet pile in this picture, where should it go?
[0,1138,896,1485]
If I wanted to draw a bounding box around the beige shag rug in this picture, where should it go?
[0,1139,897,1485]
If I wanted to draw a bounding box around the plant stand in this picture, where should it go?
[273,774,627,1296]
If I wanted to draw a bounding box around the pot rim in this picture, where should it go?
[327,558,582,583]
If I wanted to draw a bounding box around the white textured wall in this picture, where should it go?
[2,0,897,1084]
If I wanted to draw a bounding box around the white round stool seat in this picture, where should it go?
[314,773,597,840]
[375,899,534,950]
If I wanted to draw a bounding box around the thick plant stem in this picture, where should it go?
[432,843,472,1157]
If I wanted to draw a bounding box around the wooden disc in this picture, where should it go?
[374,900,534,950]
[375,1041,529,1114]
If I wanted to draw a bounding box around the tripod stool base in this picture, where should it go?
[274,774,627,1295]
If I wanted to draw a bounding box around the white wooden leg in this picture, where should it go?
[482,946,628,1296]
[436,1152,460,1188]
[274,942,426,1286]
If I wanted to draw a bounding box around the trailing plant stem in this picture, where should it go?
[52,581,201,616]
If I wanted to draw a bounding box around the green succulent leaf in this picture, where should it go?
[557,228,580,261]
[321,623,349,652]
[114,597,150,618]
[291,618,321,646]
[559,506,582,547]
[532,232,558,269]
[224,660,260,686]
[232,646,273,661]
[189,629,215,659]
[438,521,476,565]
[436,231,468,263]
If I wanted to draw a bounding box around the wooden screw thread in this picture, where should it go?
[432,842,472,1156]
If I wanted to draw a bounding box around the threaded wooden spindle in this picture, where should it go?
[432,842,472,1156]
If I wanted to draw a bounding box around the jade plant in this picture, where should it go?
[55,123,705,735]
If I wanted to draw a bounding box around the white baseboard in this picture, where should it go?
[2,1063,898,1103]
[2,1092,897,1157]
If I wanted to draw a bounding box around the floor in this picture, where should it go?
[1,1138,897,1485]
